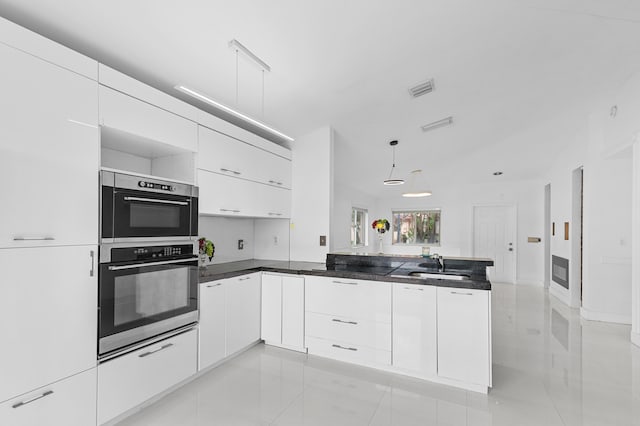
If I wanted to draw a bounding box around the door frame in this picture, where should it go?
[472,203,518,284]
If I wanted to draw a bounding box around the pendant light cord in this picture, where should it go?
[387,145,397,180]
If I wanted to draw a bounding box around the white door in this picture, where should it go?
[199,281,227,370]
[261,274,282,344]
[473,205,516,283]
[226,273,261,355]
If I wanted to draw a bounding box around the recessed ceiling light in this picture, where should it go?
[421,116,453,133]
[493,171,503,176]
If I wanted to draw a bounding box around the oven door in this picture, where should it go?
[113,188,194,239]
[98,256,198,356]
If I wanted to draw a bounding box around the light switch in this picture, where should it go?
[319,235,326,246]
[238,239,244,250]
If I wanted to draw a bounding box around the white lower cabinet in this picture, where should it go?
[198,280,226,370]
[225,273,262,355]
[0,246,97,403]
[0,369,96,426]
[304,275,391,367]
[436,287,491,387]
[261,273,305,351]
[392,284,437,376]
[97,329,197,425]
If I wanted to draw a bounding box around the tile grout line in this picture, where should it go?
[366,387,390,425]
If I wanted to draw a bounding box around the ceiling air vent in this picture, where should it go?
[408,79,435,98]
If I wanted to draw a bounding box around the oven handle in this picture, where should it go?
[123,196,189,206]
[108,257,198,271]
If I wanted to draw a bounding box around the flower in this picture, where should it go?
[371,219,390,234]
[198,237,215,261]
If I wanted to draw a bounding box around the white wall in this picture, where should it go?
[581,153,632,323]
[290,126,334,262]
[254,218,290,261]
[198,216,255,265]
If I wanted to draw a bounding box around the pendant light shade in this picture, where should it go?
[383,140,405,186]
[402,169,432,197]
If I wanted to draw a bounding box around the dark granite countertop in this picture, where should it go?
[199,258,491,290]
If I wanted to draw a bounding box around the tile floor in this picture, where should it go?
[118,283,640,425]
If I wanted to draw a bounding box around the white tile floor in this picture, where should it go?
[118,283,640,425]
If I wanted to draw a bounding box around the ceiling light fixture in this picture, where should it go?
[383,140,404,186]
[175,85,294,142]
[402,169,432,197]
[421,116,453,133]
[228,39,271,72]
[408,79,435,98]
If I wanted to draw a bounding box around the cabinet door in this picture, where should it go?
[281,276,305,349]
[199,126,292,189]
[100,86,198,152]
[261,274,282,344]
[437,287,490,386]
[0,42,99,248]
[226,273,261,355]
[0,369,96,426]
[97,329,197,424]
[0,246,97,403]
[199,281,227,370]
[393,284,437,376]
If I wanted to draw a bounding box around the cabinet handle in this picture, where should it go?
[332,318,358,325]
[268,180,283,186]
[450,291,473,296]
[220,168,241,175]
[268,212,283,216]
[12,390,54,409]
[90,250,95,277]
[13,236,55,241]
[139,343,173,358]
[207,283,222,288]
[220,208,241,213]
[332,280,358,285]
[238,276,251,281]
[403,287,424,291]
[332,344,358,352]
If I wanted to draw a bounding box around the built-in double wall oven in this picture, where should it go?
[98,170,200,358]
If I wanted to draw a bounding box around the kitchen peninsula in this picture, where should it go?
[200,253,493,394]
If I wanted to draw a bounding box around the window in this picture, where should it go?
[351,207,368,247]
[392,210,441,245]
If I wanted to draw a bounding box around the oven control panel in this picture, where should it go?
[138,181,177,192]
[110,244,195,262]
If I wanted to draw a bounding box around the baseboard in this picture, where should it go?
[516,280,543,287]
[632,331,640,348]
[580,307,631,325]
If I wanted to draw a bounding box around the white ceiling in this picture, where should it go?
[1,0,639,196]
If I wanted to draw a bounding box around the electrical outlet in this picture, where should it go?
[274,236,278,245]
[238,239,244,250]
[320,235,326,246]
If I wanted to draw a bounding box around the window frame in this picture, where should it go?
[350,207,368,248]
[391,209,441,246]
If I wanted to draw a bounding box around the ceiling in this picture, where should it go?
[1,0,639,196]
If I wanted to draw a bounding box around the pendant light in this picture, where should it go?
[402,169,432,197]
[383,140,404,185]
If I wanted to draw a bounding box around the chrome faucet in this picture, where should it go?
[432,254,444,272]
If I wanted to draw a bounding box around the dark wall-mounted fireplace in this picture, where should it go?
[552,255,569,289]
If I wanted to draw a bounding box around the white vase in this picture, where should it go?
[377,234,384,253]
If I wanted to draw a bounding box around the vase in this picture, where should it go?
[199,254,208,270]
[377,234,384,254]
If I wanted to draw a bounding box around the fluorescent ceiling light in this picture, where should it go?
[421,116,453,133]
[175,85,293,142]
[402,191,432,197]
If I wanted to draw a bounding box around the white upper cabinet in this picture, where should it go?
[392,284,437,377]
[0,42,99,248]
[198,170,291,218]
[99,85,198,152]
[198,125,292,189]
[0,246,97,403]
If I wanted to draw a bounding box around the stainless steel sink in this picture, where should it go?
[390,272,470,281]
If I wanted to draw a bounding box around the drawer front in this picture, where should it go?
[305,312,391,351]
[305,276,391,323]
[306,336,391,366]
[98,329,197,424]
[0,369,96,426]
